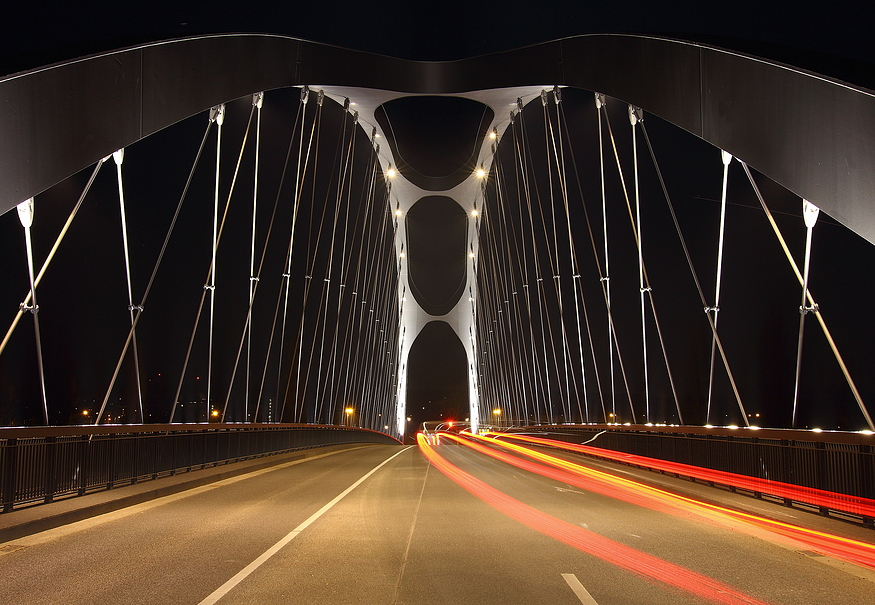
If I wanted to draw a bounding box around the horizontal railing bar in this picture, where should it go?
[0,423,393,440]
[513,423,875,446]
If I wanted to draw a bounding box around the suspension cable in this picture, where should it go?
[629,106,651,422]
[16,198,49,424]
[740,161,873,431]
[101,117,215,425]
[246,91,264,422]
[548,86,588,422]
[223,91,305,423]
[706,150,733,425]
[113,149,145,422]
[1,159,106,358]
[171,105,253,422]
[596,95,617,420]
[598,102,636,422]
[206,104,225,421]
[792,200,820,427]
[639,123,743,425]
[557,98,607,421]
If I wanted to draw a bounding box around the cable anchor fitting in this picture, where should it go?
[19,302,38,314]
[208,104,225,125]
[799,303,819,315]
[203,284,215,291]
[704,306,720,314]
[629,105,643,126]
[640,286,652,293]
[128,304,144,312]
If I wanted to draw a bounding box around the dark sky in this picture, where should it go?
[3,1,873,81]
[2,2,874,431]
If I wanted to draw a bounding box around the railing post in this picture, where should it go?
[2,438,18,513]
[106,435,117,490]
[131,434,140,485]
[43,436,57,504]
[860,444,874,528]
[77,435,89,496]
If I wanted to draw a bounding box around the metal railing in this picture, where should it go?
[0,423,400,512]
[514,424,875,526]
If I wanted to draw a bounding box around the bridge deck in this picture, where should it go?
[0,442,872,604]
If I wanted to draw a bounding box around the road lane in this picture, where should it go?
[0,439,872,605]
[0,445,408,604]
[433,437,875,605]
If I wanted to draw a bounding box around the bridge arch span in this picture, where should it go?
[2,33,874,247]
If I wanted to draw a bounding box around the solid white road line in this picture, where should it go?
[197,445,413,605]
[562,573,600,605]
[0,446,371,551]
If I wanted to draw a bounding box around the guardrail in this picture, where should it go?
[0,423,400,513]
[512,424,875,527]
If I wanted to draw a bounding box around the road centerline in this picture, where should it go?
[562,573,600,604]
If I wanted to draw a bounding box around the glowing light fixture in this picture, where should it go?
[471,208,479,217]
[475,166,486,178]
[386,164,396,178]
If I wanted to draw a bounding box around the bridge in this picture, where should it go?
[1,34,874,603]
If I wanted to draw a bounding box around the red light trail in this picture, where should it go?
[418,433,772,605]
[492,432,875,519]
[446,432,875,570]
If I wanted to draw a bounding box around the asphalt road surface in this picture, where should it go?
[1,440,873,604]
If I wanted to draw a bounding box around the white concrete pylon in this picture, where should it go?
[315,85,550,437]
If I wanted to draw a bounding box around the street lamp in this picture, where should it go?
[492,408,501,428]
[345,407,354,427]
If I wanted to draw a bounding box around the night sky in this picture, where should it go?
[2,1,874,432]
